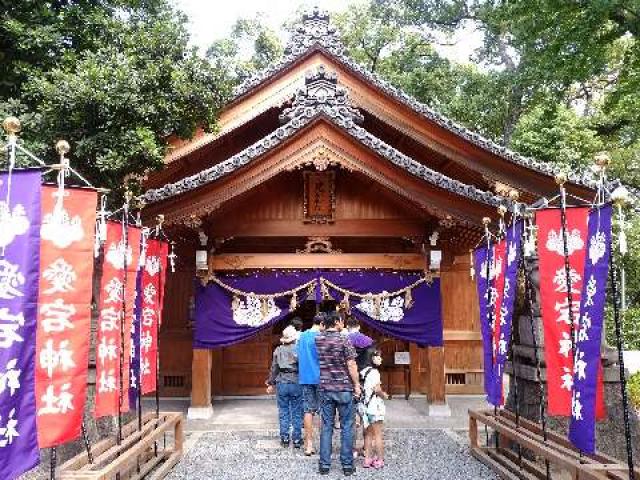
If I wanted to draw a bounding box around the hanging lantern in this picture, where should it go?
[290,291,298,312]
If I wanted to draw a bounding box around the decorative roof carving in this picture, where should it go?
[234,7,343,97]
[143,67,505,212]
[232,9,597,189]
[279,66,364,126]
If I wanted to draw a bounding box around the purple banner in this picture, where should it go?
[474,244,498,403]
[568,204,612,453]
[194,270,442,348]
[493,220,523,405]
[0,170,41,479]
[129,266,143,407]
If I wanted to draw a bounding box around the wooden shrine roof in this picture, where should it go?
[143,67,505,222]
[159,7,598,195]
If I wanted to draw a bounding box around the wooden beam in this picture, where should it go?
[210,253,429,270]
[210,218,426,237]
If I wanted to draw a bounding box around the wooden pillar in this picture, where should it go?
[426,346,451,416]
[187,348,213,419]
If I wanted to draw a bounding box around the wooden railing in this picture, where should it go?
[469,409,639,480]
[59,412,183,480]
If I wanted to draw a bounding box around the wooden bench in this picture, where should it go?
[59,412,183,480]
[469,409,639,480]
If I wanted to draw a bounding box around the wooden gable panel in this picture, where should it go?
[145,119,497,227]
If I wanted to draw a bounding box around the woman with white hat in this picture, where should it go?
[266,325,303,448]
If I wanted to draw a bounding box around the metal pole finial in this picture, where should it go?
[2,116,21,136]
[594,151,611,168]
[55,139,70,157]
[555,172,567,186]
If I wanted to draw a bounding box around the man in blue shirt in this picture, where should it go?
[297,313,324,456]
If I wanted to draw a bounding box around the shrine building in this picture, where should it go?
[141,9,593,418]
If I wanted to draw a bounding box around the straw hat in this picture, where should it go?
[281,325,298,344]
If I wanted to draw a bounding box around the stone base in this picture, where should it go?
[428,403,452,417]
[187,405,214,420]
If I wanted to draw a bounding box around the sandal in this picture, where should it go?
[304,449,316,456]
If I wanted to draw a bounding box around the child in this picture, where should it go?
[359,349,388,469]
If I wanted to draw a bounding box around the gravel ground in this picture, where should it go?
[166,429,497,480]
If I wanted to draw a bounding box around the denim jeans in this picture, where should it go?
[318,390,355,469]
[276,382,303,443]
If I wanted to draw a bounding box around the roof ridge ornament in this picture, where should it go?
[285,7,344,57]
[279,66,364,126]
[234,8,344,97]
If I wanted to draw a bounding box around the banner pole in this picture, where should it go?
[117,195,131,445]
[609,237,636,480]
[81,421,93,464]
[50,447,57,480]
[522,218,551,480]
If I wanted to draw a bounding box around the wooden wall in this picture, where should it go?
[440,254,484,394]
[157,248,195,397]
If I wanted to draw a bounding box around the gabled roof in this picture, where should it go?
[144,67,505,214]
[229,8,596,189]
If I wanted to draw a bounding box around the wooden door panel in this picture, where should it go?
[218,329,274,395]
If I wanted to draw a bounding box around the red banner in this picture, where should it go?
[140,239,168,394]
[35,185,97,447]
[491,239,507,361]
[491,239,507,403]
[536,207,603,417]
[94,221,141,417]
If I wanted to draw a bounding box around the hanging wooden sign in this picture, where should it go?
[303,171,335,224]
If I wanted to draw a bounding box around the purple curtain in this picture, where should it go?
[323,271,442,346]
[0,170,41,479]
[194,271,317,349]
[194,270,442,349]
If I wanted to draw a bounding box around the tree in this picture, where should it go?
[333,2,513,142]
[206,17,283,86]
[1,0,232,193]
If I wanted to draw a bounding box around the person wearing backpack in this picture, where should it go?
[359,349,388,469]
[344,316,374,458]
[266,325,303,448]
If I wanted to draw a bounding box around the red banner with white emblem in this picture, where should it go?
[140,239,168,394]
[490,239,507,403]
[35,185,97,447]
[536,207,603,417]
[94,221,141,417]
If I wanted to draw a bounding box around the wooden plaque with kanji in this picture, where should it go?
[303,171,335,223]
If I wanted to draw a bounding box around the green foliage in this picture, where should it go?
[629,372,640,409]
[206,18,283,85]
[511,104,604,170]
[1,0,232,194]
